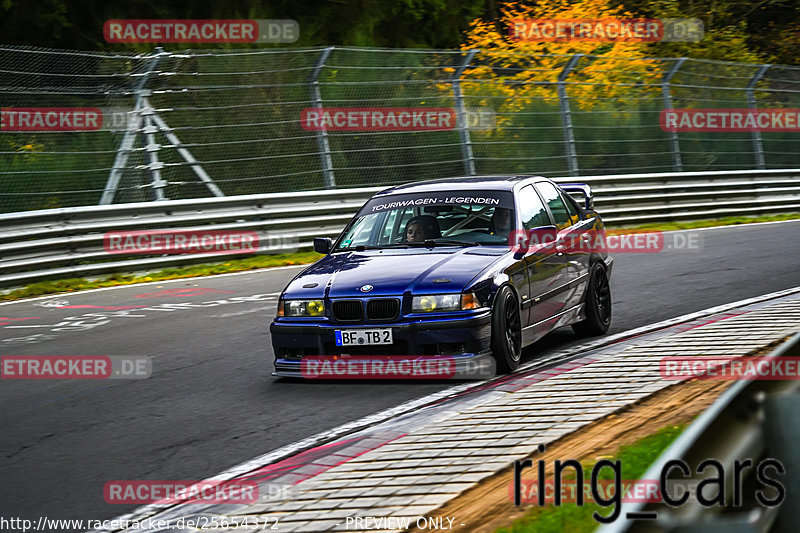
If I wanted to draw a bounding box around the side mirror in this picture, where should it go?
[313,237,332,254]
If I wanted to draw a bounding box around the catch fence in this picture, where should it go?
[1,45,800,213]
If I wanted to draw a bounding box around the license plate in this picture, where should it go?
[335,329,393,346]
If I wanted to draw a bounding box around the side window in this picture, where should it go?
[536,182,571,230]
[561,191,581,226]
[518,185,550,230]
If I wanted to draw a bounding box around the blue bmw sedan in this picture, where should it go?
[270,175,613,377]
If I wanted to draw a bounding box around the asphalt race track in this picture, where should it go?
[1,221,799,527]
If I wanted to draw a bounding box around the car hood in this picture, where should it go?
[282,247,505,299]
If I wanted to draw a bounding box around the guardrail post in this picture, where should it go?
[141,105,167,201]
[662,57,686,172]
[558,54,582,177]
[308,47,336,189]
[453,49,479,176]
[101,47,165,205]
[747,64,770,169]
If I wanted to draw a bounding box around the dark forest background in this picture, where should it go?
[1,0,799,64]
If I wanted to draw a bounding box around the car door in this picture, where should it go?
[558,189,593,309]
[535,181,591,312]
[517,184,566,331]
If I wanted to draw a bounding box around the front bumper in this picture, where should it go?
[270,311,493,378]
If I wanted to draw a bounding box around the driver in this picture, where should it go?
[404,215,441,242]
[405,221,426,242]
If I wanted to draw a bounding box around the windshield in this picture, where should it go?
[335,191,516,250]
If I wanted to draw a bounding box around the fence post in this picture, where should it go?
[558,54,582,177]
[100,47,165,205]
[308,47,336,189]
[141,106,168,201]
[747,64,770,169]
[453,49,479,176]
[662,57,686,172]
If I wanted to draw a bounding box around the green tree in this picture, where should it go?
[0,0,486,50]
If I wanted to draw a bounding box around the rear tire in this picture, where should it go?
[491,285,522,373]
[572,262,612,337]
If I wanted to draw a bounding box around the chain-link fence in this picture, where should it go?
[1,45,799,214]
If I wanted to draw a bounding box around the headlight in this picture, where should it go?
[280,299,325,317]
[412,293,480,312]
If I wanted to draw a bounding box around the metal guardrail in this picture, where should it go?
[4,46,800,215]
[599,332,800,533]
[1,169,799,288]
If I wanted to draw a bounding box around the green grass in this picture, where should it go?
[497,423,685,533]
[0,251,323,302]
[1,211,798,303]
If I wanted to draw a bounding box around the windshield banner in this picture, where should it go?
[359,191,515,216]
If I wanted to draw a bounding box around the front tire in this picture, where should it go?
[491,285,522,373]
[572,262,612,337]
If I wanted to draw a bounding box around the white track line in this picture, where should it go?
[95,285,800,531]
[0,264,307,307]
[187,286,800,478]
[6,218,800,307]
[657,218,800,234]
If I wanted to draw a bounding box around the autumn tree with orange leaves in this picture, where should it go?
[458,0,664,112]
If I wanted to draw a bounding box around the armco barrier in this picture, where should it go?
[1,169,799,288]
[598,332,800,533]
